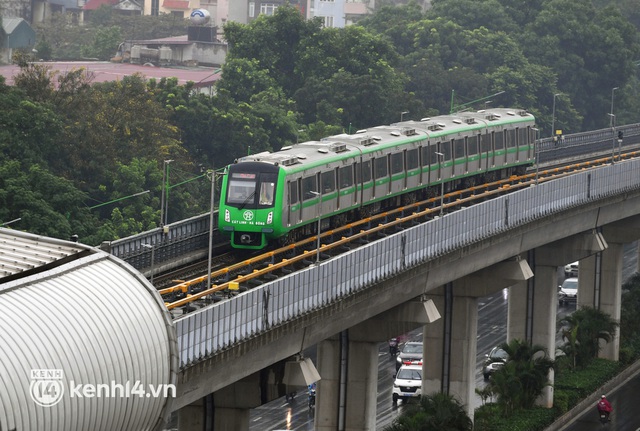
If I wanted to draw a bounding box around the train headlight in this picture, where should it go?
[224,209,230,222]
[267,211,273,224]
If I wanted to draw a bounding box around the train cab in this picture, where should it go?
[219,161,281,249]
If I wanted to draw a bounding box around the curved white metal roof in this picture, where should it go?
[0,229,177,431]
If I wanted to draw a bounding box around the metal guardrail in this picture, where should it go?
[174,158,640,368]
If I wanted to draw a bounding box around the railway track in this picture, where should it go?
[160,150,640,316]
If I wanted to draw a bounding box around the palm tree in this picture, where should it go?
[559,306,618,368]
[487,339,554,415]
[384,392,473,431]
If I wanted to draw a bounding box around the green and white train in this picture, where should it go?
[218,108,536,250]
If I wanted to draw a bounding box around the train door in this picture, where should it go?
[505,128,517,164]
[481,132,492,170]
[453,137,465,177]
[287,180,301,226]
[301,174,318,222]
[494,130,506,166]
[467,135,480,173]
[406,148,420,190]
[390,152,404,194]
[373,155,389,198]
[338,164,356,209]
[321,170,336,215]
[440,141,452,182]
[357,159,373,204]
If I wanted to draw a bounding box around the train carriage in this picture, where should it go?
[218,108,536,250]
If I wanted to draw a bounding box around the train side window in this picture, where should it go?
[375,156,388,179]
[441,141,452,160]
[481,133,491,152]
[302,175,317,199]
[454,138,465,159]
[289,181,298,205]
[506,129,516,147]
[321,170,335,193]
[467,135,478,155]
[494,131,504,150]
[423,145,437,165]
[407,149,419,169]
[339,166,353,188]
[360,160,372,182]
[518,128,528,146]
[391,153,403,174]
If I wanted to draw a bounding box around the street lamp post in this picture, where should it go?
[435,152,445,216]
[160,159,174,227]
[206,168,226,290]
[532,128,540,184]
[401,111,409,122]
[551,93,561,138]
[309,191,322,263]
[610,87,619,163]
[0,218,21,227]
[608,113,616,163]
[142,243,155,284]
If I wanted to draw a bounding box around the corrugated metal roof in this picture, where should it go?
[0,228,85,279]
[2,18,24,35]
[0,230,178,430]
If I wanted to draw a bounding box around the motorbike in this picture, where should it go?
[389,338,399,357]
[598,410,610,426]
[308,385,316,410]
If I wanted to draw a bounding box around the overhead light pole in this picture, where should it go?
[142,243,155,284]
[0,218,21,227]
[160,159,174,226]
[309,191,322,263]
[551,93,561,138]
[435,152,445,216]
[401,111,409,122]
[610,87,619,164]
[532,128,540,184]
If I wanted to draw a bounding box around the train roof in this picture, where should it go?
[235,108,534,172]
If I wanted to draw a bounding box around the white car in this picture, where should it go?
[558,277,578,306]
[564,261,579,277]
[392,364,422,404]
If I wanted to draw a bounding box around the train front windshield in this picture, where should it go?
[226,172,277,207]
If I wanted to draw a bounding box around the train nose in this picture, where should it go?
[240,234,252,244]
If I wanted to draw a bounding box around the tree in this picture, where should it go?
[384,392,473,431]
[620,272,640,355]
[487,339,554,416]
[559,306,619,368]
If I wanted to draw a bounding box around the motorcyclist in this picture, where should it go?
[597,395,613,422]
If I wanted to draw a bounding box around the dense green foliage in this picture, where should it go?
[383,392,473,431]
[484,339,555,416]
[475,358,623,431]
[4,1,640,244]
[558,307,619,369]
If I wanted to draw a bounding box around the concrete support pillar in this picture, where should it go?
[316,336,341,431]
[178,372,264,431]
[507,279,528,342]
[178,397,206,431]
[422,288,478,418]
[528,264,558,407]
[314,334,379,431]
[599,242,623,360]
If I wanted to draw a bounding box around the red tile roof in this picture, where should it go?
[83,0,119,10]
[163,0,189,9]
